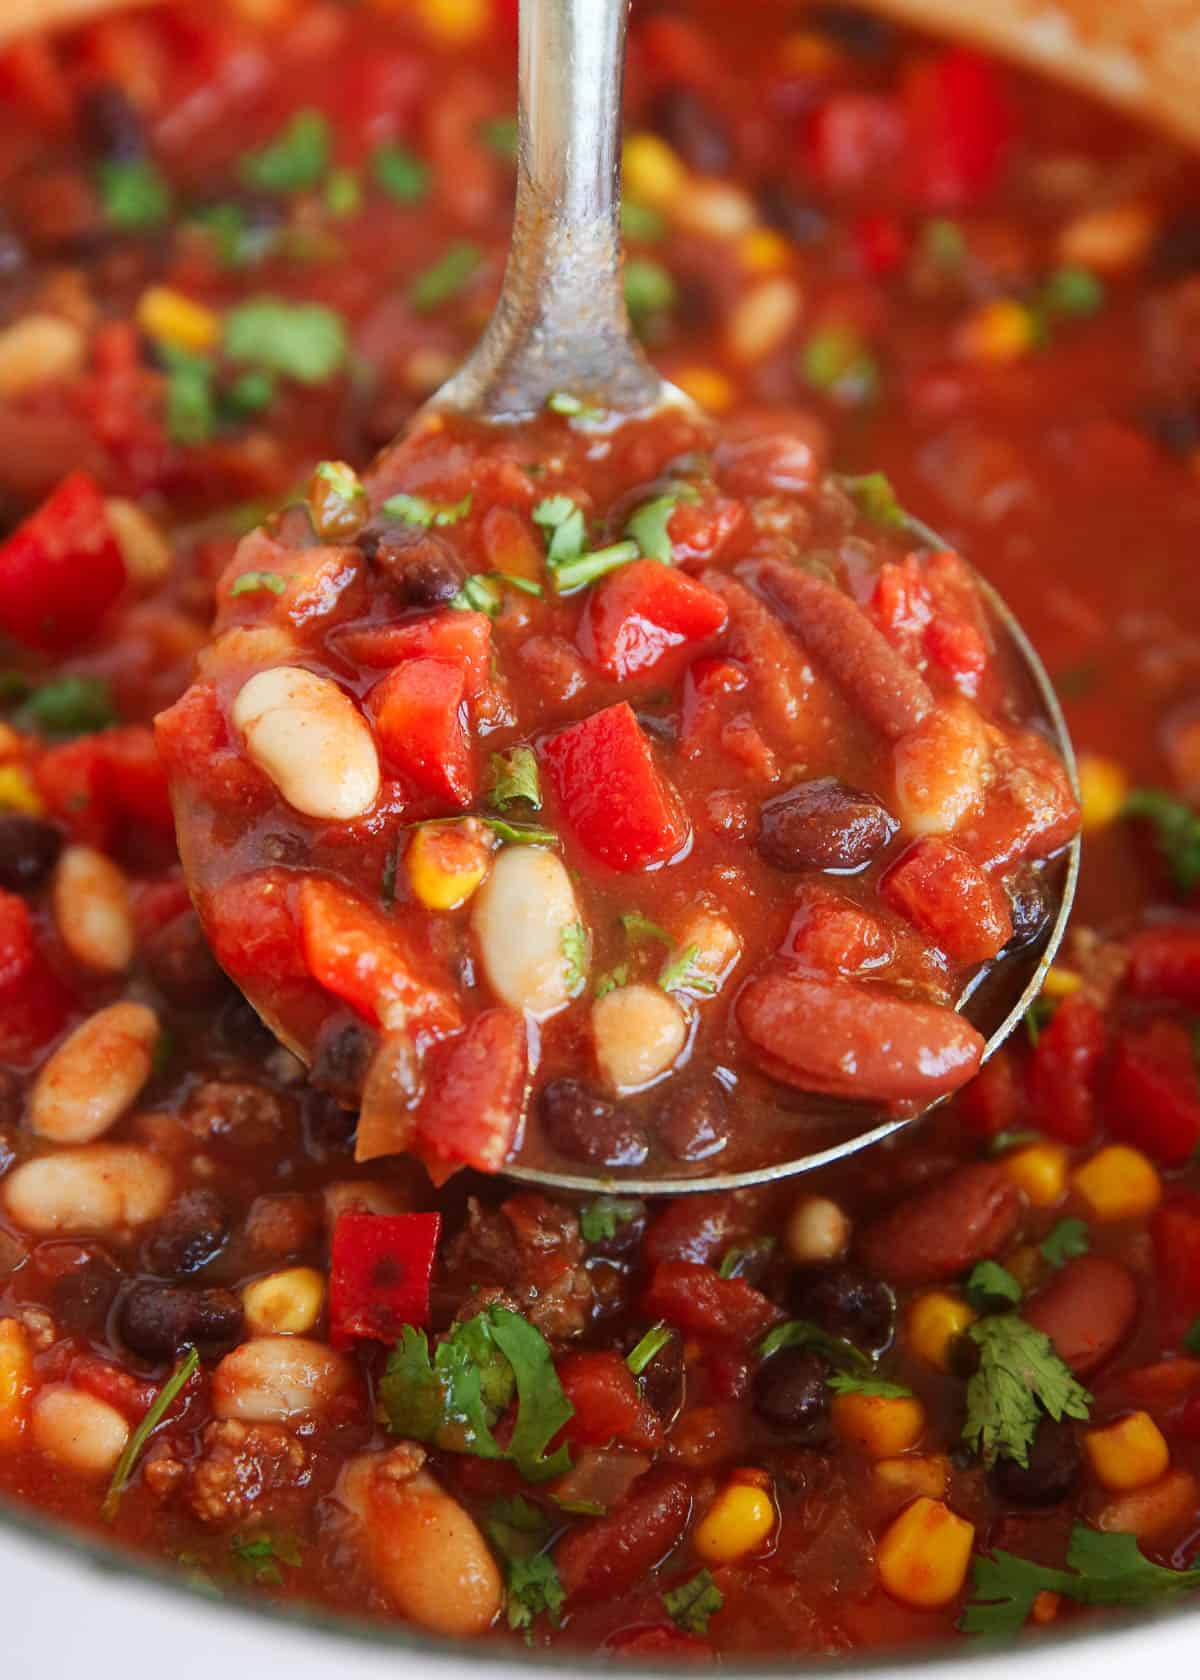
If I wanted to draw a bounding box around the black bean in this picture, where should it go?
[539,1079,649,1168]
[366,531,465,606]
[990,1418,1082,1507]
[752,1347,833,1442]
[54,1254,120,1336]
[216,994,277,1056]
[117,1281,243,1360]
[303,1089,358,1157]
[791,1264,895,1353]
[1004,867,1053,951]
[139,1190,230,1278]
[638,1329,685,1430]
[758,778,897,871]
[1151,212,1200,279]
[649,86,732,175]
[80,81,147,162]
[310,1018,374,1105]
[0,815,62,892]
[808,3,895,57]
[142,909,229,1005]
[758,179,828,247]
[655,1076,730,1161]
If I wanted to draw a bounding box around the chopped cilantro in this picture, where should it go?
[480,115,519,161]
[625,485,699,564]
[624,257,676,324]
[382,491,473,528]
[230,1532,302,1588]
[835,470,946,551]
[1040,1218,1090,1270]
[189,203,274,269]
[487,1497,565,1634]
[659,943,717,997]
[827,1372,914,1400]
[988,1129,1044,1156]
[1041,266,1104,319]
[964,1261,1024,1314]
[323,167,362,219]
[620,910,672,946]
[1123,788,1200,895]
[239,110,330,193]
[551,539,640,593]
[1184,1316,1200,1356]
[97,158,171,230]
[532,495,587,565]
[717,1238,775,1280]
[451,573,542,615]
[663,1569,723,1635]
[481,815,558,847]
[162,347,215,446]
[409,242,482,312]
[372,144,430,204]
[224,298,347,384]
[230,570,286,598]
[627,1323,673,1377]
[594,965,630,999]
[561,921,589,990]
[758,1319,874,1374]
[17,676,115,737]
[103,1346,199,1522]
[489,746,542,810]
[579,1196,643,1245]
[801,325,879,403]
[621,200,666,243]
[223,368,276,417]
[546,390,602,422]
[1024,995,1057,1047]
[963,1312,1091,1468]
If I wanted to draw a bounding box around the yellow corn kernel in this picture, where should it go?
[1042,966,1083,1000]
[1072,1145,1162,1221]
[1086,1411,1170,1493]
[0,766,43,816]
[877,1497,975,1609]
[833,1390,926,1457]
[1076,753,1128,833]
[1031,1590,1060,1625]
[694,1471,776,1563]
[959,298,1036,363]
[673,365,734,414]
[874,1454,949,1505]
[406,821,492,911]
[241,1266,325,1335]
[908,1292,975,1370]
[136,286,220,354]
[739,228,791,273]
[0,1318,33,1448]
[1002,1142,1069,1209]
[414,0,488,43]
[623,134,687,210]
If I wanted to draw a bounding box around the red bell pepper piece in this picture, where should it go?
[0,472,125,653]
[540,702,689,871]
[554,1351,663,1453]
[1027,992,1105,1145]
[804,93,905,192]
[0,888,35,992]
[1110,1021,1200,1166]
[415,1007,527,1174]
[368,657,475,808]
[329,1211,441,1348]
[1126,926,1200,1009]
[577,561,728,681]
[1153,1193,1200,1317]
[852,211,908,277]
[904,48,1013,210]
[958,1049,1024,1140]
[880,837,1013,963]
[337,610,492,696]
[0,889,71,1059]
[642,1261,783,1344]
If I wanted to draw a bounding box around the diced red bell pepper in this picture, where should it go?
[1126,926,1200,1009]
[904,48,1013,210]
[368,657,475,808]
[414,1007,527,1174]
[35,727,172,850]
[0,889,71,1058]
[880,837,1013,963]
[0,472,126,653]
[555,1351,663,1453]
[540,702,689,871]
[577,561,728,681]
[298,877,462,1036]
[329,1210,442,1348]
[0,889,35,992]
[1110,1021,1200,1166]
[1153,1193,1200,1316]
[337,610,492,696]
[642,1261,783,1344]
[1027,992,1105,1145]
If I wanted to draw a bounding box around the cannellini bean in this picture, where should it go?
[726,277,802,365]
[232,666,380,821]
[31,1386,129,1476]
[2,1144,173,1234]
[211,1335,354,1422]
[52,845,134,974]
[0,314,85,398]
[29,1003,160,1144]
[104,497,172,588]
[471,845,583,1018]
[670,908,742,994]
[673,180,757,239]
[892,699,990,837]
[785,1195,851,1264]
[338,1445,502,1636]
[592,983,688,1093]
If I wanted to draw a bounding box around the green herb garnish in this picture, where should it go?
[663,1569,723,1635]
[231,1532,302,1588]
[659,943,717,996]
[988,1129,1045,1155]
[561,921,588,990]
[103,1346,199,1521]
[17,676,116,737]
[717,1238,775,1280]
[627,1323,673,1377]
[826,1372,914,1400]
[224,298,347,384]
[489,746,541,811]
[801,326,879,403]
[625,485,699,564]
[162,347,215,446]
[624,257,676,324]
[532,495,587,564]
[962,1312,1091,1468]
[546,390,602,422]
[1123,788,1200,896]
[239,110,330,193]
[382,490,473,529]
[487,1497,565,1634]
[1041,1218,1090,1270]
[758,1319,874,1374]
[579,1196,643,1245]
[594,965,630,999]
[451,573,541,616]
[620,910,673,946]
[98,158,171,230]
[621,201,666,243]
[835,471,947,551]
[480,115,519,161]
[409,242,482,312]
[964,1261,1024,1314]
[1041,266,1104,319]
[230,570,286,598]
[372,144,430,204]
[323,168,362,219]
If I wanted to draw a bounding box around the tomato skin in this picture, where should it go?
[368,657,475,808]
[1126,925,1200,1009]
[0,472,126,653]
[415,1007,527,1173]
[555,1351,662,1453]
[329,1211,442,1348]
[1152,1193,1200,1318]
[578,561,728,681]
[1110,1021,1200,1166]
[642,1260,782,1344]
[1027,992,1105,1145]
[540,702,690,871]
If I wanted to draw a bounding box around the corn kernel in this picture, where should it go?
[1076,752,1128,833]
[1042,966,1083,999]
[241,1266,325,1335]
[136,286,220,354]
[673,365,734,414]
[1086,1411,1170,1492]
[959,298,1036,363]
[1072,1145,1162,1221]
[739,228,791,273]
[877,1497,975,1609]
[406,821,492,911]
[0,1318,33,1448]
[1002,1143,1069,1208]
[908,1292,975,1370]
[874,1454,949,1505]
[414,0,488,43]
[1031,1590,1060,1625]
[0,766,44,816]
[624,134,687,211]
[833,1390,926,1457]
[694,1472,777,1563]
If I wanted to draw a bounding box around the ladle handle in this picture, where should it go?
[436,0,663,419]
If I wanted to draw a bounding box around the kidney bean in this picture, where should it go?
[713,423,827,498]
[757,779,898,872]
[736,971,984,1102]
[0,815,62,892]
[539,1078,649,1168]
[654,1076,730,1162]
[117,1281,244,1360]
[791,1264,896,1351]
[855,1163,1022,1286]
[555,1469,692,1605]
[752,1347,833,1441]
[139,1189,230,1278]
[753,559,933,740]
[1023,1256,1138,1375]
[990,1417,1081,1506]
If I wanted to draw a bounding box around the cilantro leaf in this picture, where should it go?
[230,1532,302,1588]
[835,471,947,552]
[560,921,588,991]
[758,1319,874,1374]
[546,391,602,422]
[97,158,172,230]
[485,1498,565,1633]
[594,965,630,999]
[963,1312,1091,1468]
[480,816,558,847]
[451,573,542,616]
[717,1238,775,1280]
[1123,788,1200,895]
[827,1372,914,1400]
[964,1261,1024,1313]
[382,491,472,528]
[624,257,677,324]
[627,1323,673,1377]
[480,115,519,161]
[373,144,429,204]
[230,570,286,598]
[622,200,666,243]
[988,1129,1044,1156]
[551,540,639,594]
[663,1569,723,1635]
[625,486,698,565]
[1041,1218,1091,1270]
[659,943,717,997]
[17,676,115,737]
[223,299,347,384]
[620,910,672,946]
[579,1195,643,1245]
[532,496,587,566]
[489,746,542,810]
[1184,1316,1200,1356]
[162,347,215,446]
[409,242,482,312]
[487,1307,574,1482]
[103,1346,198,1521]
[239,110,330,193]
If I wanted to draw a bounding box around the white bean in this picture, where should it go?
[784,1195,851,1264]
[31,1386,129,1476]
[471,845,583,1018]
[232,666,380,821]
[0,314,85,398]
[725,277,802,365]
[338,1446,502,1636]
[892,699,990,837]
[2,1144,173,1234]
[592,983,687,1093]
[211,1335,353,1422]
[104,497,172,589]
[52,845,135,974]
[669,908,742,995]
[29,1002,160,1144]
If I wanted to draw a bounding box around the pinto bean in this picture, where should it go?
[29,1002,160,1144]
[3,1145,173,1235]
[753,559,933,740]
[758,779,898,872]
[211,1335,354,1422]
[736,971,984,1103]
[555,1469,692,1605]
[855,1164,1022,1287]
[1023,1257,1138,1375]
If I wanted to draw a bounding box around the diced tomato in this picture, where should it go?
[1027,992,1105,1145]
[205,870,309,992]
[0,890,70,1059]
[852,212,908,277]
[0,473,126,654]
[578,561,728,681]
[97,727,175,838]
[336,611,492,696]
[1110,1021,1200,1166]
[804,93,905,192]
[1153,1194,1200,1316]
[415,1007,527,1173]
[479,505,541,578]
[904,48,1013,210]
[0,890,36,992]
[642,1261,783,1344]
[298,877,462,1037]
[786,884,896,978]
[1126,926,1200,1009]
[666,495,748,567]
[880,837,1012,963]
[368,658,475,808]
[957,1049,1023,1140]
[541,702,690,870]
[555,1351,662,1453]
[679,656,748,755]
[605,1625,713,1663]
[329,1211,442,1348]
[0,38,73,130]
[154,681,268,816]
[924,616,988,692]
